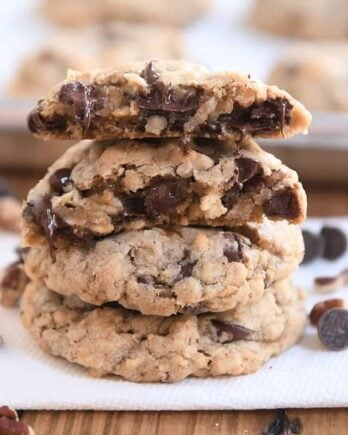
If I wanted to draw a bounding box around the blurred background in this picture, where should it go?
[1,0,348,213]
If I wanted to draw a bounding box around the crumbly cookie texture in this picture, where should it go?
[22,137,306,250]
[251,0,348,40]
[27,60,311,141]
[23,221,304,316]
[9,23,182,98]
[41,0,212,27]
[21,279,306,382]
[268,44,348,112]
[0,260,28,307]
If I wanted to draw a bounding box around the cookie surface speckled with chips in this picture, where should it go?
[23,221,304,316]
[21,137,307,251]
[27,60,311,141]
[21,279,306,382]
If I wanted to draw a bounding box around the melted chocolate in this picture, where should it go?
[49,168,73,194]
[264,189,300,220]
[27,109,67,134]
[223,233,243,262]
[212,319,253,343]
[58,81,105,132]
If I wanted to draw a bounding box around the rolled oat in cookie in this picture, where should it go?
[27,60,311,141]
[22,137,306,251]
[23,220,304,316]
[20,279,306,382]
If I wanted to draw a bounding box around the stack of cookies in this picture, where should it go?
[20,60,311,382]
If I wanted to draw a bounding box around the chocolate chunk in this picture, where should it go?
[118,194,146,221]
[320,226,347,260]
[0,177,14,197]
[263,409,302,435]
[235,158,261,184]
[49,168,73,194]
[137,275,154,284]
[58,81,105,131]
[27,109,66,133]
[221,185,240,209]
[223,233,243,262]
[301,230,325,264]
[264,189,300,220]
[24,195,73,260]
[138,84,201,113]
[141,61,160,85]
[315,276,337,286]
[212,319,253,343]
[180,260,196,278]
[218,98,292,139]
[318,308,348,350]
[144,178,187,217]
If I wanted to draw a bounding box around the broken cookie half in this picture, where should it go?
[21,137,306,252]
[27,60,311,142]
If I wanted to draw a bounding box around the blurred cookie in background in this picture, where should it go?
[268,44,348,112]
[251,0,348,40]
[0,177,21,233]
[8,22,183,98]
[41,0,212,27]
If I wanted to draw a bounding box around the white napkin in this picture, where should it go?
[1,218,348,410]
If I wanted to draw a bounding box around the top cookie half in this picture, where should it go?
[27,60,311,141]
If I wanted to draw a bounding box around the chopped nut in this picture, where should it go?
[309,299,347,326]
[314,269,348,294]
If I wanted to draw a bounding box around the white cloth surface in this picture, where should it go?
[1,218,348,410]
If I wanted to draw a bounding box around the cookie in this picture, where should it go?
[41,0,212,27]
[268,44,348,112]
[27,60,311,141]
[23,220,304,316]
[251,0,348,40]
[21,279,306,382]
[9,23,183,98]
[22,137,307,250]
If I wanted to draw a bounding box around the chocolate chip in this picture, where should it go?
[180,260,196,278]
[320,226,347,260]
[144,178,187,217]
[315,276,337,286]
[264,189,300,220]
[141,61,160,85]
[49,168,73,194]
[137,275,154,284]
[223,233,243,262]
[27,109,67,134]
[212,319,253,343]
[24,195,65,260]
[309,299,346,326]
[263,409,302,435]
[301,230,325,264]
[235,158,261,184]
[318,308,348,350]
[138,84,201,113]
[58,81,105,132]
[219,98,292,139]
